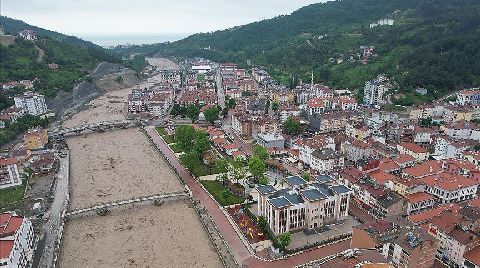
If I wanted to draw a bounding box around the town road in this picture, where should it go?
[145,126,351,267]
[216,69,226,109]
[36,152,69,268]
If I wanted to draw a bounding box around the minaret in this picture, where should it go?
[310,71,314,90]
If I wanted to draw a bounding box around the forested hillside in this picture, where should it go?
[116,0,480,104]
[1,16,120,63]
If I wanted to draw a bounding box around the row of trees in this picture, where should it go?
[171,103,220,124]
[176,125,211,174]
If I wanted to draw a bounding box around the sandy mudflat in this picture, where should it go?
[146,57,181,70]
[59,201,223,268]
[62,87,131,128]
[67,128,184,209]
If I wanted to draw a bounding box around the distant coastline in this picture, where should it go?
[81,33,190,47]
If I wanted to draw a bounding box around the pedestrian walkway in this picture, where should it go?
[145,126,351,267]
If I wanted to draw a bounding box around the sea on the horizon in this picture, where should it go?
[81,33,190,47]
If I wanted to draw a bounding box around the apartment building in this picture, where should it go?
[256,175,351,235]
[0,157,21,190]
[14,91,48,116]
[0,213,35,268]
[363,74,392,105]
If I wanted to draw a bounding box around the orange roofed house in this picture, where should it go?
[23,128,48,150]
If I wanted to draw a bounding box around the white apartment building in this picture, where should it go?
[256,176,351,235]
[457,89,480,106]
[0,157,21,190]
[14,92,48,116]
[310,148,344,173]
[0,213,35,268]
[422,173,477,204]
[363,74,392,105]
[294,135,335,167]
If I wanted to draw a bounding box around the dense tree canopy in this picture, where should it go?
[116,0,480,103]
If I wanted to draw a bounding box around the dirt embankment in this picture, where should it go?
[46,62,142,117]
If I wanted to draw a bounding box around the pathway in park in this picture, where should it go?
[145,126,351,267]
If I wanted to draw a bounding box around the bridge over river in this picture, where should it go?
[65,191,190,219]
[49,120,141,138]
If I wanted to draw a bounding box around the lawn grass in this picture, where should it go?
[0,182,26,207]
[201,180,245,206]
[170,143,183,153]
[163,135,175,144]
[155,127,168,136]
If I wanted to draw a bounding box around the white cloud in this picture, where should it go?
[1,0,324,35]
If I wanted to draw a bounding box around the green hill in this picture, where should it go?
[1,16,119,63]
[116,0,480,104]
[0,17,123,107]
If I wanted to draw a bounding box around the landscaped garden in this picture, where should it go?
[201,180,245,206]
[155,127,168,136]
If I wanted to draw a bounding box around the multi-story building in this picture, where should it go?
[309,111,362,133]
[14,91,48,116]
[18,29,37,40]
[409,104,434,120]
[341,139,375,162]
[294,135,335,167]
[363,74,392,105]
[427,210,480,267]
[443,105,473,123]
[0,213,35,267]
[457,89,480,106]
[352,217,437,268]
[397,142,429,162]
[256,175,351,235]
[0,157,21,190]
[310,148,344,173]
[421,172,477,204]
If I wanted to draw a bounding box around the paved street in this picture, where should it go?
[145,126,351,267]
[35,152,69,268]
[216,68,226,109]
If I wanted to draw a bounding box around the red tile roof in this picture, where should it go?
[408,203,461,224]
[407,192,435,204]
[0,240,14,259]
[421,173,477,191]
[399,142,428,154]
[0,157,17,166]
[464,246,480,266]
[403,161,443,178]
[369,171,397,185]
[392,154,416,165]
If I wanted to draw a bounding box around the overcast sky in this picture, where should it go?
[2,0,324,37]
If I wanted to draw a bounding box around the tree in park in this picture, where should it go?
[175,125,196,151]
[278,232,292,250]
[215,158,230,183]
[230,156,247,184]
[204,106,220,125]
[248,156,266,181]
[283,117,301,135]
[193,131,211,156]
[186,104,200,122]
[180,151,201,171]
[252,144,269,162]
